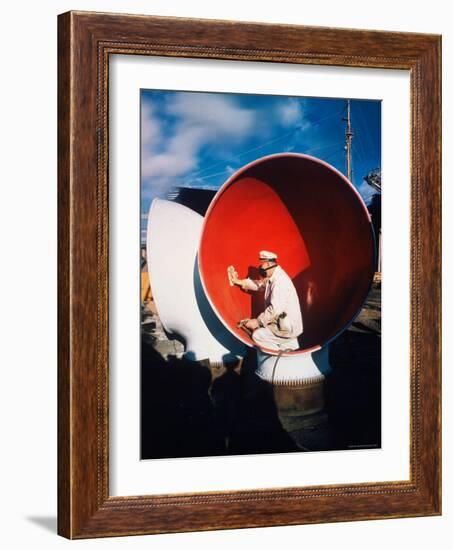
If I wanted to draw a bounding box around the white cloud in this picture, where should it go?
[141,102,161,152]
[276,98,307,128]
[142,125,205,180]
[167,93,255,138]
[141,93,256,198]
[357,179,379,205]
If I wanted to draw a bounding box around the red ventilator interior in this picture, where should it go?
[198,153,376,354]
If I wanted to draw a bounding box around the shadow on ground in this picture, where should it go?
[141,345,298,458]
[141,284,381,459]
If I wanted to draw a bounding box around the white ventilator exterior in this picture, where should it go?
[147,199,245,363]
[255,346,332,386]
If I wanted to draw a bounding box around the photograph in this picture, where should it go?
[140,90,382,460]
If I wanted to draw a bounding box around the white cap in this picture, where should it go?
[259,250,278,261]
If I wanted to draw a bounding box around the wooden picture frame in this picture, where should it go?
[58,10,441,539]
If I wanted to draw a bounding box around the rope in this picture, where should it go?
[180,107,346,183]
[270,349,286,385]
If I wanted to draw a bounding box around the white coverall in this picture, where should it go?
[242,265,303,351]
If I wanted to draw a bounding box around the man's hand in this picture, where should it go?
[245,318,260,330]
[227,265,239,286]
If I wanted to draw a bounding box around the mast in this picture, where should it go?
[343,100,353,182]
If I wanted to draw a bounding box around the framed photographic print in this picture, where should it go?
[139,89,381,462]
[58,11,441,539]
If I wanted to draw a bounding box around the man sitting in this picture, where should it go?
[228,250,303,352]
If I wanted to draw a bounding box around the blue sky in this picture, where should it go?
[141,90,381,235]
